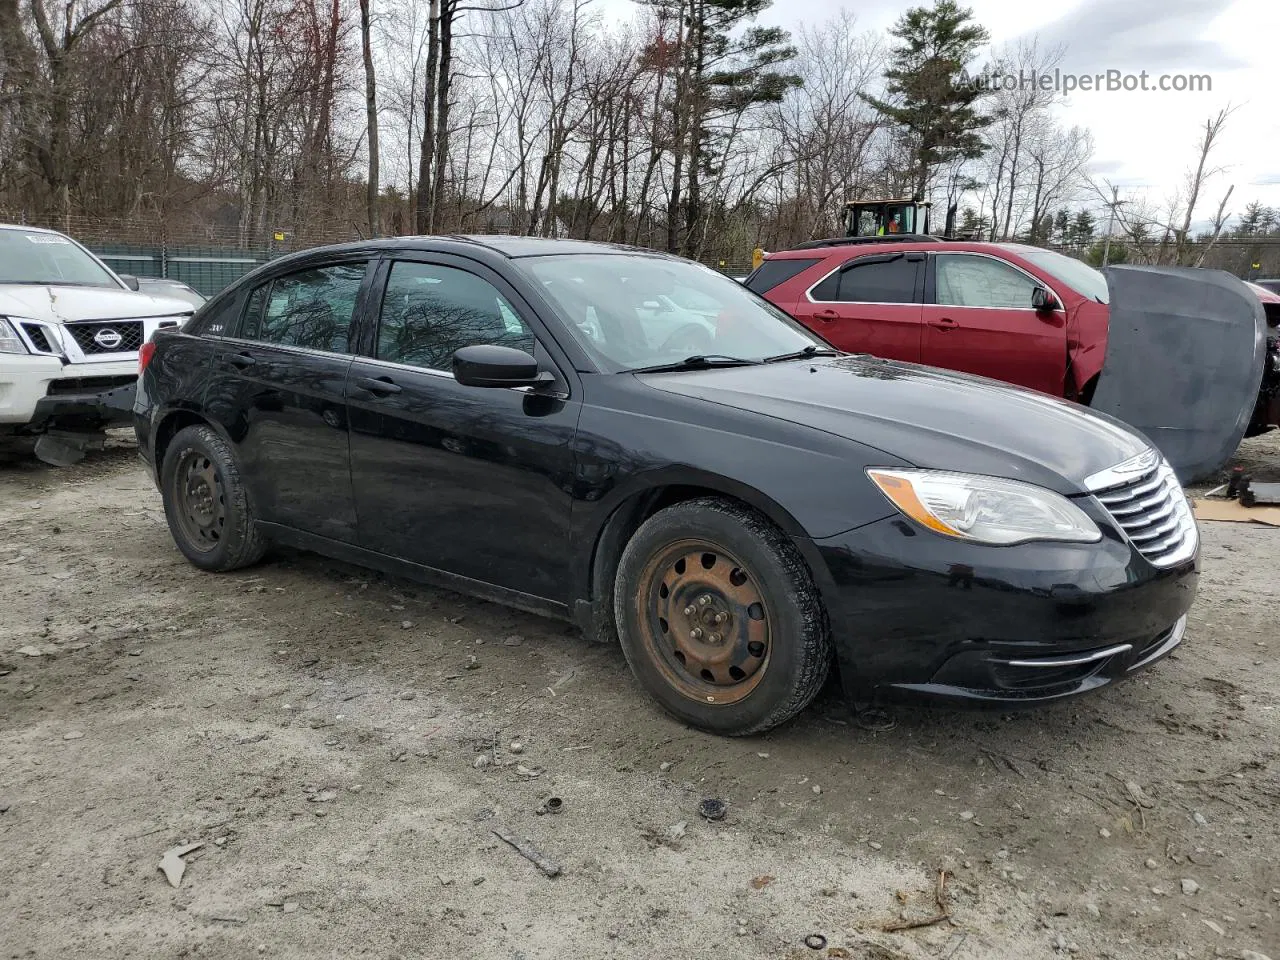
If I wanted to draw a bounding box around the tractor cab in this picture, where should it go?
[843,198,931,238]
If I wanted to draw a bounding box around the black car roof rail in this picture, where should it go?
[789,234,949,250]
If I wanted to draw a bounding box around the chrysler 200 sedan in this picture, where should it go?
[134,236,1199,736]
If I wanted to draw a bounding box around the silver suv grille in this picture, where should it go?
[1086,452,1198,568]
[65,319,145,354]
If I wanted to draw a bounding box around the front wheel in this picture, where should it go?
[160,424,267,572]
[613,498,832,735]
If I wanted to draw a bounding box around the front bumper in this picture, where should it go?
[1,355,137,432]
[808,506,1199,705]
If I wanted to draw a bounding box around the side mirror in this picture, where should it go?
[452,344,552,389]
[1031,286,1059,313]
[119,274,141,292]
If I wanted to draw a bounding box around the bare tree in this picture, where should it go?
[359,0,381,235]
[1173,105,1236,266]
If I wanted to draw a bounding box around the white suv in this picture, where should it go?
[0,224,194,464]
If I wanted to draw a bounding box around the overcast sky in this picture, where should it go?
[602,0,1277,223]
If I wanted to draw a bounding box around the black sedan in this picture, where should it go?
[135,236,1199,735]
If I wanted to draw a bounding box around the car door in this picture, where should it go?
[790,252,924,360]
[201,258,371,542]
[345,255,580,603]
[921,252,1067,395]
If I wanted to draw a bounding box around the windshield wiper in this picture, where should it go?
[630,354,762,374]
[762,345,841,363]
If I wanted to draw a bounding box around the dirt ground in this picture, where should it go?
[1,432,1278,960]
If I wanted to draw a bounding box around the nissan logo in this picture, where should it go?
[94,328,123,350]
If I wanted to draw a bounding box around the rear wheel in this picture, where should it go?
[614,497,831,735]
[160,424,266,572]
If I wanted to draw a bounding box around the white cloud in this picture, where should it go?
[602,0,1280,217]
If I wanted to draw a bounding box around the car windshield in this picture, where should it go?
[1017,248,1109,304]
[521,254,824,371]
[0,229,120,288]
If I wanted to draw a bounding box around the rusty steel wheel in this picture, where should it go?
[636,539,772,705]
[160,424,267,573]
[614,497,832,736]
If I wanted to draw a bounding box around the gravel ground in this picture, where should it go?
[1,432,1278,960]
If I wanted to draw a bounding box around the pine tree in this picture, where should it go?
[861,0,991,196]
[1070,210,1096,247]
[1234,201,1275,237]
[638,0,800,256]
[1053,208,1070,245]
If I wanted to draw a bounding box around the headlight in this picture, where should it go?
[867,468,1101,545]
[0,318,28,355]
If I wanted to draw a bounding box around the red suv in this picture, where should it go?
[748,239,1114,401]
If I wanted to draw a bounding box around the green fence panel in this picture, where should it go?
[165,247,273,298]
[88,243,278,298]
[93,245,165,281]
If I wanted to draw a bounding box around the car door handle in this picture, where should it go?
[814,308,840,321]
[355,376,402,396]
[224,352,255,369]
[927,317,958,330]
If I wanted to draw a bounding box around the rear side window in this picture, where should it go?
[745,257,821,294]
[241,262,368,352]
[811,256,919,304]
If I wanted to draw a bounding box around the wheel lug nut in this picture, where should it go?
[698,595,711,606]
[713,612,727,624]
[683,605,696,616]
[709,633,722,644]
[690,628,703,640]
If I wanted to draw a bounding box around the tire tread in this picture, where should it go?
[161,424,267,572]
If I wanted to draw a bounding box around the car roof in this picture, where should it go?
[0,223,67,237]
[1245,280,1280,302]
[765,238,1042,259]
[269,234,676,263]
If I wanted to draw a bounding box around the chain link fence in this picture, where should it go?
[2,211,756,296]
[8,210,1273,299]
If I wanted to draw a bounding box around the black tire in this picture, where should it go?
[159,424,267,572]
[613,497,831,736]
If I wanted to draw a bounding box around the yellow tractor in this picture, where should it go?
[842,197,933,238]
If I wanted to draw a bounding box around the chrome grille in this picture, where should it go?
[65,320,144,354]
[1086,452,1197,568]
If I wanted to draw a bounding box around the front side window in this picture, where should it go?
[522,254,821,372]
[812,256,919,304]
[376,261,534,370]
[243,262,368,352]
[0,229,120,288]
[935,255,1039,309]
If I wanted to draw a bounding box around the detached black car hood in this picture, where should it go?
[642,355,1149,496]
[1094,265,1266,483]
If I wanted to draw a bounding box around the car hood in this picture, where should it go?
[640,354,1150,495]
[0,284,191,323]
